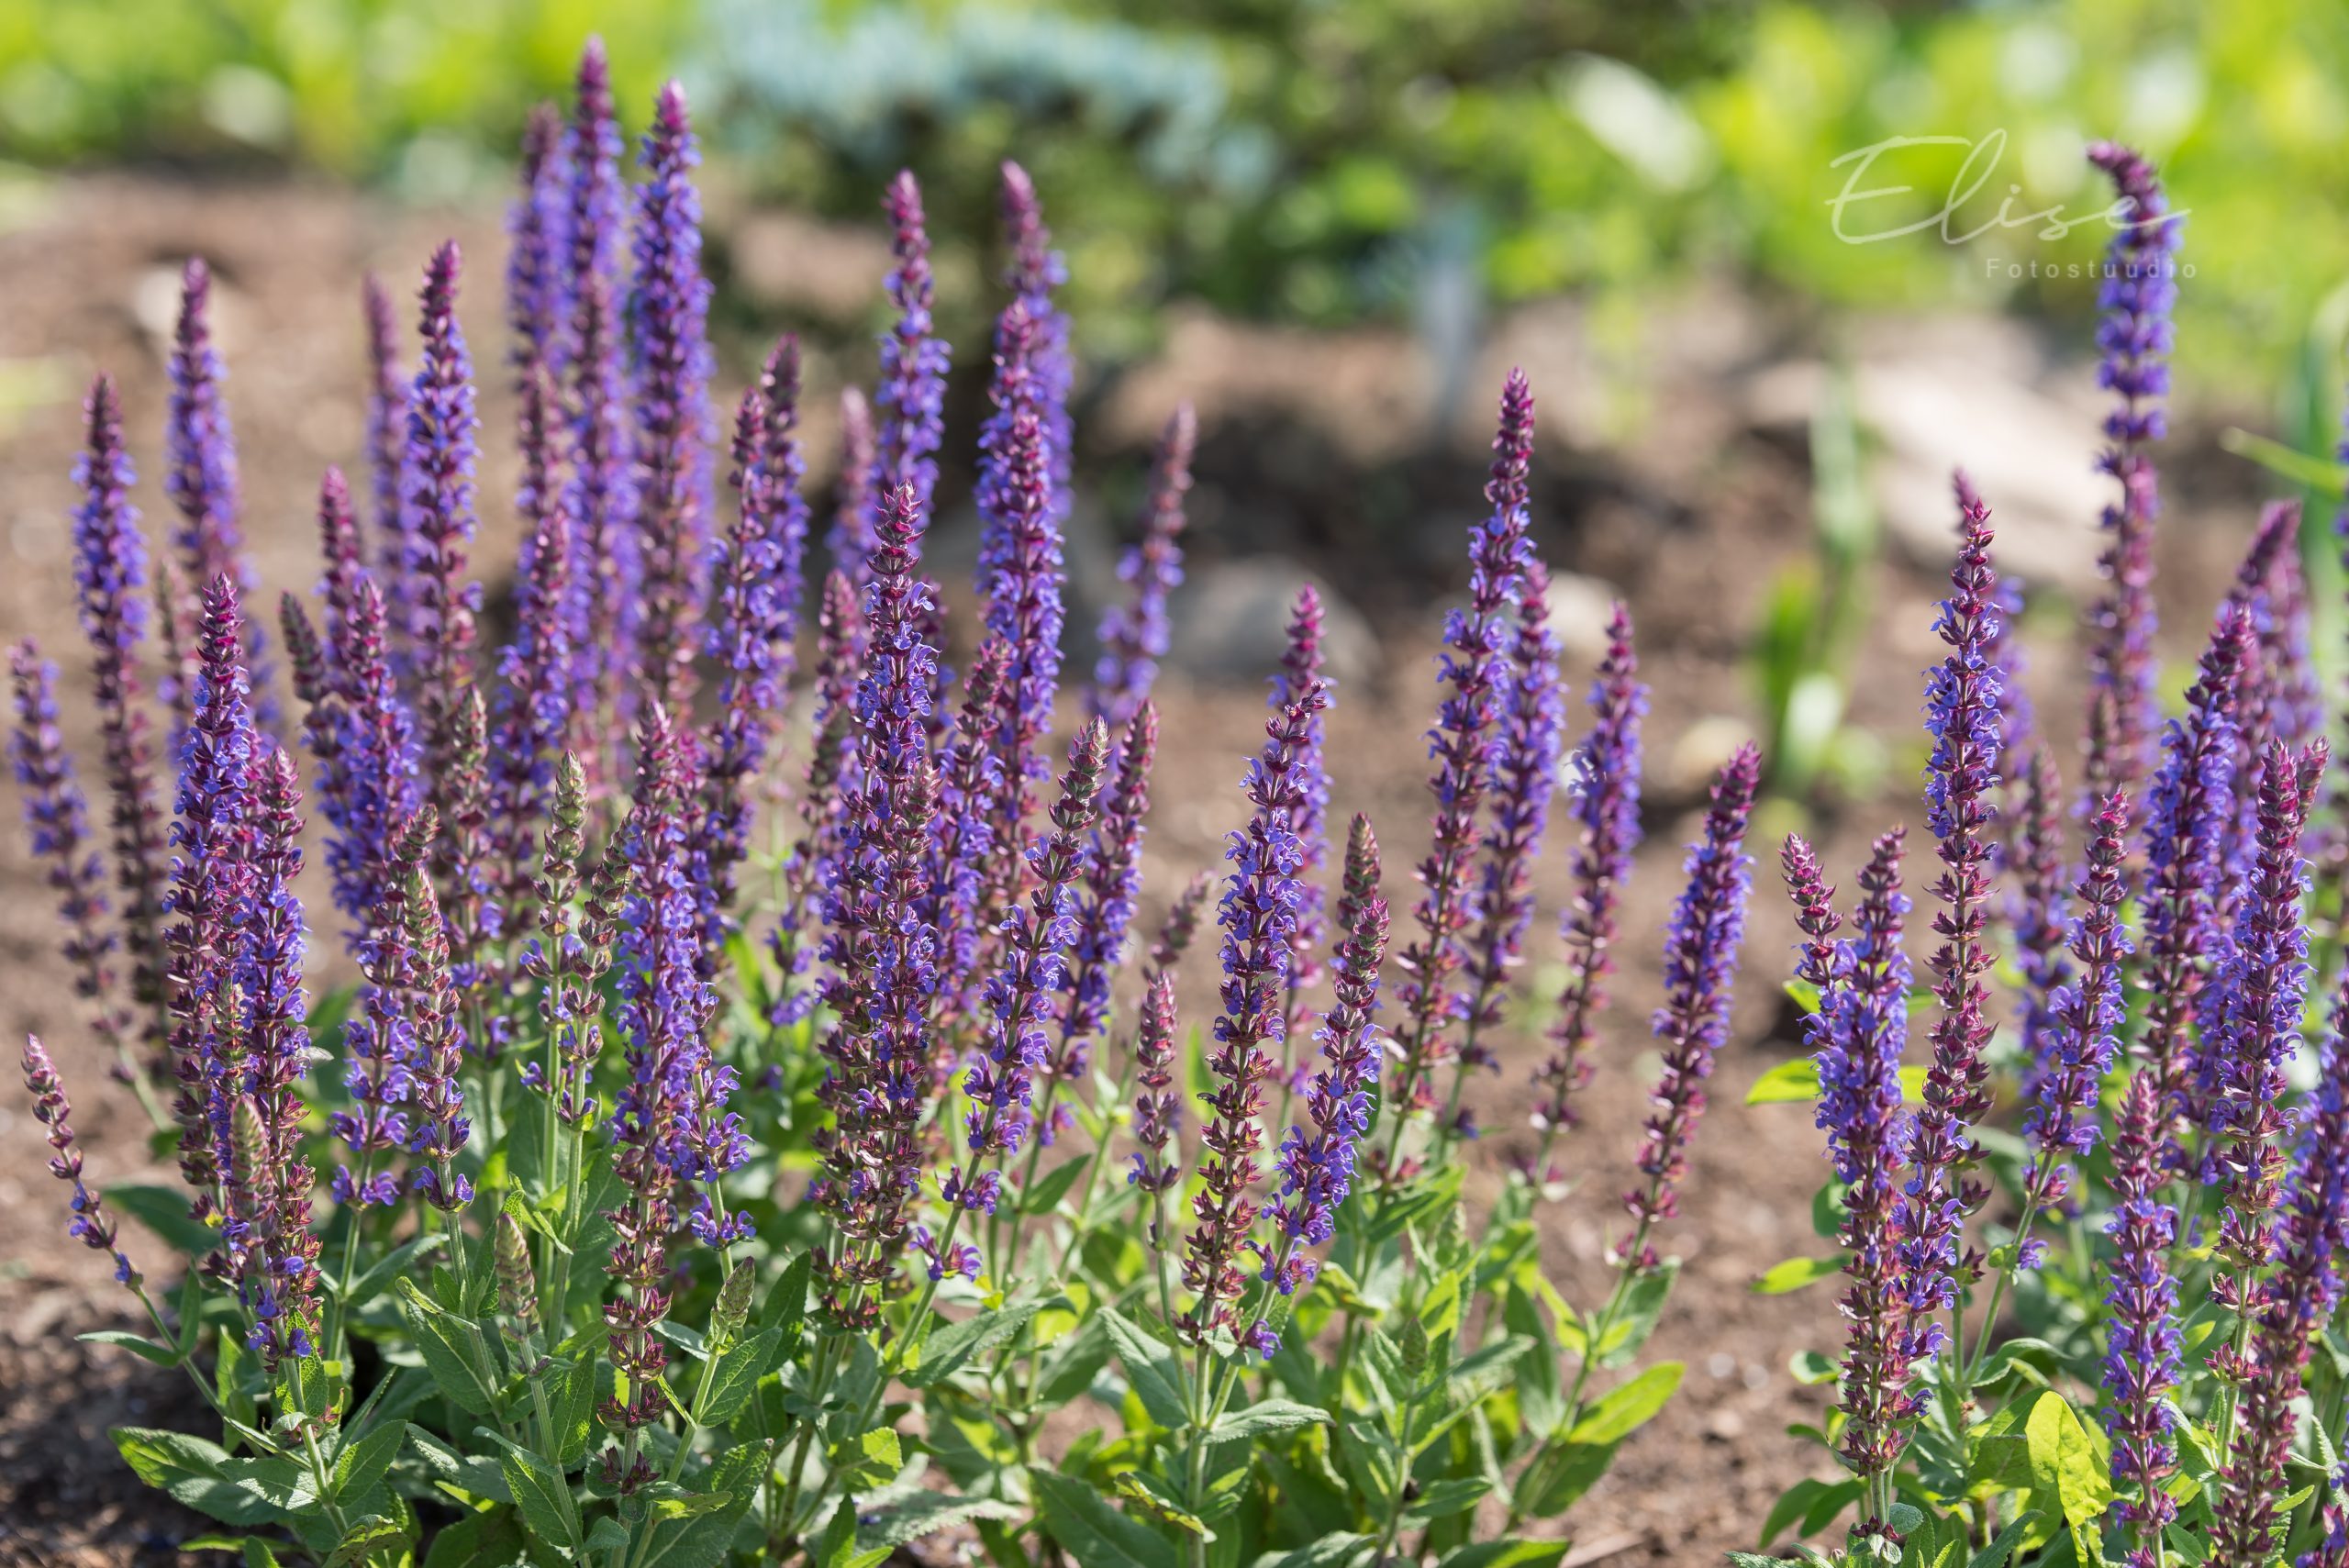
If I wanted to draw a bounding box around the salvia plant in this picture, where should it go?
[1741,143,2349,1567]
[12,38,1766,1568]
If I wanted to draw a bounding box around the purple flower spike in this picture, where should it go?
[506,102,571,394]
[2141,602,2251,1140]
[1384,371,1534,1176]
[521,756,624,1130]
[2201,740,2323,1318]
[614,705,740,1247]
[19,1036,140,1287]
[1792,828,1922,1509]
[70,376,171,1063]
[930,640,1010,1028]
[9,644,133,1066]
[999,161,1073,520]
[1091,405,1196,730]
[629,81,716,714]
[314,467,368,673]
[1620,743,1758,1270]
[2021,790,2131,1212]
[361,276,417,680]
[963,720,1112,1170]
[165,259,273,735]
[311,576,421,946]
[405,241,484,779]
[232,747,319,1364]
[812,485,941,1332]
[329,796,422,1211]
[700,339,810,945]
[2102,1060,2183,1561]
[1054,703,1159,1089]
[1270,586,1332,1044]
[491,370,576,909]
[392,811,472,1213]
[1457,550,1565,1129]
[437,689,502,1024]
[1180,673,1328,1349]
[1984,573,2033,765]
[1261,813,1390,1299]
[560,38,639,782]
[975,299,1068,874]
[1531,602,1646,1166]
[1129,971,1183,1195]
[1897,476,2005,1344]
[2080,142,2181,808]
[163,575,257,1218]
[855,172,950,585]
[2211,969,2349,1568]
[2009,747,2073,1094]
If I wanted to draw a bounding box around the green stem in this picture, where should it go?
[300,1418,353,1540]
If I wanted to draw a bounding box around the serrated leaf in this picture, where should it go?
[490,1435,581,1552]
[1101,1307,1190,1429]
[638,1441,771,1568]
[694,1327,778,1428]
[328,1422,405,1503]
[1030,1467,1169,1567]
[322,1514,412,1568]
[1752,1255,1843,1296]
[861,1490,1025,1549]
[394,1280,499,1418]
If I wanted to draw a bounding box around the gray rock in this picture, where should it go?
[1166,559,1375,689]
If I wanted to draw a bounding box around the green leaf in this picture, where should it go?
[1968,1513,2041,1568]
[1752,1255,1843,1295]
[1403,1474,1491,1524]
[322,1515,413,1568]
[1558,1262,1678,1370]
[1511,1363,1684,1519]
[1101,1307,1190,1429]
[490,1435,582,1552]
[78,1329,184,1367]
[328,1422,405,1503]
[694,1326,778,1428]
[1574,1362,1683,1445]
[421,1509,525,1568]
[1502,1285,1565,1440]
[1035,1312,1114,1411]
[182,1536,283,1568]
[1211,1398,1330,1442]
[762,1250,813,1360]
[1115,1468,1213,1538]
[1788,1350,1840,1386]
[107,1184,217,1255]
[2023,1390,2113,1527]
[1031,1467,1170,1568]
[112,1429,288,1527]
[903,1302,1041,1388]
[1020,1154,1091,1217]
[335,1233,444,1312]
[638,1440,772,1568]
[1746,1057,1821,1105]
[1434,1544,1571,1568]
[394,1279,500,1418]
[861,1490,1025,1549]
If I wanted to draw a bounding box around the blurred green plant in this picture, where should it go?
[1753,362,1884,803]
[5,0,2348,394]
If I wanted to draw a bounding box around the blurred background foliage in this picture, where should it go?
[2,0,2345,393]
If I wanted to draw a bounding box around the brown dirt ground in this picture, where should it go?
[0,172,2282,1566]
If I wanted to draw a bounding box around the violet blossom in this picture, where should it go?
[1091,405,1196,731]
